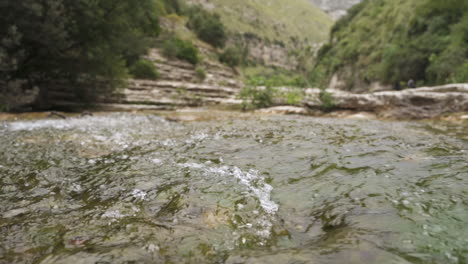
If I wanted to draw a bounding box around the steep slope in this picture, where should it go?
[309,0,363,19]
[312,0,468,92]
[47,47,242,110]
[188,0,333,46]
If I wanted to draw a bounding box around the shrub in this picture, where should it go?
[319,90,336,111]
[129,59,159,80]
[219,47,242,67]
[285,89,304,105]
[163,37,199,64]
[195,67,207,80]
[246,74,307,88]
[239,86,276,110]
[186,6,227,48]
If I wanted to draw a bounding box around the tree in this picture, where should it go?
[186,6,227,48]
[0,0,159,109]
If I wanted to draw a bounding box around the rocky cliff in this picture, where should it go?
[309,0,362,19]
[47,48,242,110]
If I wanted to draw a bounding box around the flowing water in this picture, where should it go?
[0,111,467,264]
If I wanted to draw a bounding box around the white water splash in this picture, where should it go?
[102,210,126,219]
[181,163,278,214]
[151,158,162,164]
[131,189,147,200]
[185,133,209,144]
[6,114,165,132]
[208,166,279,214]
[179,162,279,241]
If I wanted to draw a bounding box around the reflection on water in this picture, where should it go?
[0,112,467,264]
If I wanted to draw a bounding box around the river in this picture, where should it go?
[0,111,467,263]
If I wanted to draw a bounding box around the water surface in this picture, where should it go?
[0,112,467,263]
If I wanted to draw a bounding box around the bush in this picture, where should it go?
[186,6,227,48]
[163,37,199,64]
[219,47,242,67]
[285,89,304,105]
[319,90,336,111]
[129,59,159,80]
[239,86,276,110]
[195,67,206,80]
[246,74,307,88]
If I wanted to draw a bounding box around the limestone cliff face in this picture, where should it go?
[309,0,362,19]
[47,48,242,110]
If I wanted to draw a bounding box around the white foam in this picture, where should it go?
[186,133,209,144]
[7,114,164,132]
[179,162,279,241]
[208,166,279,214]
[102,210,126,219]
[181,163,206,169]
[181,162,279,214]
[151,158,162,164]
[131,189,147,200]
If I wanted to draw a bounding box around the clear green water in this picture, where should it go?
[0,112,467,264]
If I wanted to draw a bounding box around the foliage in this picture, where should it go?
[246,74,307,88]
[285,89,304,105]
[161,0,184,14]
[312,0,468,90]
[162,37,199,64]
[239,86,276,110]
[195,0,332,47]
[219,47,243,67]
[319,90,336,111]
[186,6,227,48]
[195,67,206,80]
[0,0,160,108]
[130,59,159,80]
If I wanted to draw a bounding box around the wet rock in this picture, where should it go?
[346,112,377,120]
[48,111,67,119]
[256,106,309,115]
[3,208,28,218]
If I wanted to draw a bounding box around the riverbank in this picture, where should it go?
[1,84,467,121]
[1,107,467,124]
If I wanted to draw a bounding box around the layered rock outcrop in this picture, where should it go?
[47,49,242,110]
[304,84,468,119]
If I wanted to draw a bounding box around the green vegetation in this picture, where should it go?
[186,6,227,48]
[0,0,162,108]
[239,86,276,110]
[162,37,199,64]
[219,47,243,67]
[312,0,468,90]
[197,0,333,47]
[284,89,304,105]
[195,67,207,80]
[245,70,308,88]
[319,90,336,111]
[130,59,159,80]
[239,69,308,110]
